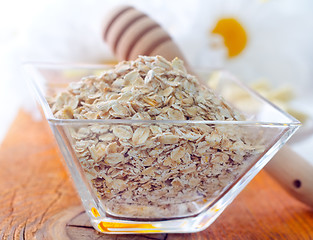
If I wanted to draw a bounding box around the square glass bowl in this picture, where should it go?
[25,63,300,234]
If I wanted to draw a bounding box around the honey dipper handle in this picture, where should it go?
[265,146,313,208]
[102,5,188,64]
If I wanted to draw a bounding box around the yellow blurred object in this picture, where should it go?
[250,79,271,92]
[251,79,308,123]
[285,108,309,123]
[267,86,294,102]
[207,75,308,123]
[211,18,248,58]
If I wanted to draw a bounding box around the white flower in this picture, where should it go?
[160,0,313,97]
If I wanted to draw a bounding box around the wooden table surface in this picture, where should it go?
[0,110,313,240]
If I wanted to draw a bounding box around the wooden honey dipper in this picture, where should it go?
[103,5,187,64]
[102,5,313,208]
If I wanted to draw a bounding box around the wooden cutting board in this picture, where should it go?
[0,110,312,240]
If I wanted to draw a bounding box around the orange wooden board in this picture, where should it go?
[0,110,312,239]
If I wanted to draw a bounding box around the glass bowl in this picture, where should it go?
[25,63,300,234]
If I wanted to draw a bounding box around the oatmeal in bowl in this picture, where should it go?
[26,56,299,233]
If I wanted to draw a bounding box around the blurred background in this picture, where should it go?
[0,0,313,158]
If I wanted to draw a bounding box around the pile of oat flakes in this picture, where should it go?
[49,56,264,218]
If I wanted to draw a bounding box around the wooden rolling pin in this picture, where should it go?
[102,5,313,208]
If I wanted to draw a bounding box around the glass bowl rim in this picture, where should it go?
[24,61,301,127]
